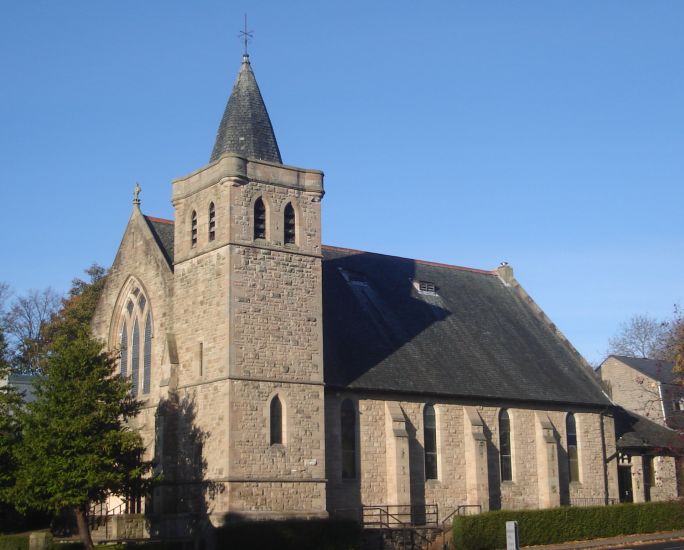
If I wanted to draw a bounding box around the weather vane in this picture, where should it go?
[239,14,253,55]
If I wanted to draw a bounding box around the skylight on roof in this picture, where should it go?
[413,280,438,295]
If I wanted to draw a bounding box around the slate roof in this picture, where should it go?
[210,54,282,164]
[133,219,608,407]
[322,246,610,407]
[605,355,676,384]
[144,216,174,268]
[614,406,684,455]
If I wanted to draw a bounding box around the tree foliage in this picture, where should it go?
[2,287,60,375]
[0,328,22,491]
[8,334,148,513]
[608,313,678,361]
[1,264,152,549]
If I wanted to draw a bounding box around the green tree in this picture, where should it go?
[0,327,22,491]
[3,265,152,549]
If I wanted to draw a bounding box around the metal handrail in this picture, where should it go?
[437,504,482,550]
[362,504,439,527]
[367,507,433,547]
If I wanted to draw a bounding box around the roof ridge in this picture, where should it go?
[321,244,497,276]
[144,215,174,225]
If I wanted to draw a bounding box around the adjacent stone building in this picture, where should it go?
[598,356,684,503]
[92,52,632,529]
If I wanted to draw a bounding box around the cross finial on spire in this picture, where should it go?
[133,182,141,207]
[239,14,253,56]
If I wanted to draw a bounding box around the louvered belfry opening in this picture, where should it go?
[254,198,266,239]
[284,203,295,244]
[191,211,198,247]
[208,202,216,242]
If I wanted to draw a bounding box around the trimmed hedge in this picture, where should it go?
[0,535,28,550]
[214,519,362,550]
[453,501,684,550]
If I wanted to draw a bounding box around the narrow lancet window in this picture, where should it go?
[341,399,357,479]
[424,404,438,480]
[208,202,216,242]
[120,321,128,378]
[143,312,152,394]
[567,413,579,482]
[191,211,198,247]
[254,198,266,240]
[131,318,140,397]
[270,396,283,445]
[284,203,296,244]
[499,409,512,481]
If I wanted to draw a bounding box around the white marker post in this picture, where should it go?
[506,521,520,550]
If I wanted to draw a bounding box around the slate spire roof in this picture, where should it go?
[210,54,282,164]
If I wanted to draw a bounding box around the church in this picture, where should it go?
[92,51,631,531]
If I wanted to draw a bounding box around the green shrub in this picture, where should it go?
[453,501,684,550]
[0,535,28,550]
[214,519,362,550]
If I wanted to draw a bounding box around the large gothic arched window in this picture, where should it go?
[118,285,153,397]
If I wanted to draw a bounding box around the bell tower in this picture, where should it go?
[171,52,326,521]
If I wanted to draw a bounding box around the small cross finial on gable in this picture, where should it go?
[239,14,253,57]
[133,182,141,207]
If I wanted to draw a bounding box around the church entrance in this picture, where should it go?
[618,465,633,503]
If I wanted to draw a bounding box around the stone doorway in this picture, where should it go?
[618,465,633,503]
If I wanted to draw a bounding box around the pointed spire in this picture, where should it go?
[210,54,282,164]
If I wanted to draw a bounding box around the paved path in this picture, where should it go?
[526,530,684,550]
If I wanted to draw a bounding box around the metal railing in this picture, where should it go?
[437,504,482,550]
[362,504,439,527]
[331,504,439,549]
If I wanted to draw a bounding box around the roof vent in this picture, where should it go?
[413,280,437,295]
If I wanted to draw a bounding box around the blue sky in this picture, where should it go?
[1,1,682,364]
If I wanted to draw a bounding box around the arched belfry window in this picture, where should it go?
[191,210,198,247]
[499,409,512,481]
[341,399,357,479]
[117,283,153,398]
[254,198,266,240]
[424,404,438,480]
[284,203,296,245]
[270,395,283,445]
[567,413,579,482]
[208,202,216,242]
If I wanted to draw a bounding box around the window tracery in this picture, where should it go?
[118,284,153,397]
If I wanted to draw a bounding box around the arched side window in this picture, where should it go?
[341,399,357,479]
[270,396,283,445]
[116,282,153,397]
[284,203,296,245]
[424,404,438,480]
[191,210,198,247]
[208,202,216,242]
[254,198,266,240]
[567,413,579,482]
[499,409,512,481]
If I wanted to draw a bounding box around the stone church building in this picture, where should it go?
[92,53,631,528]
